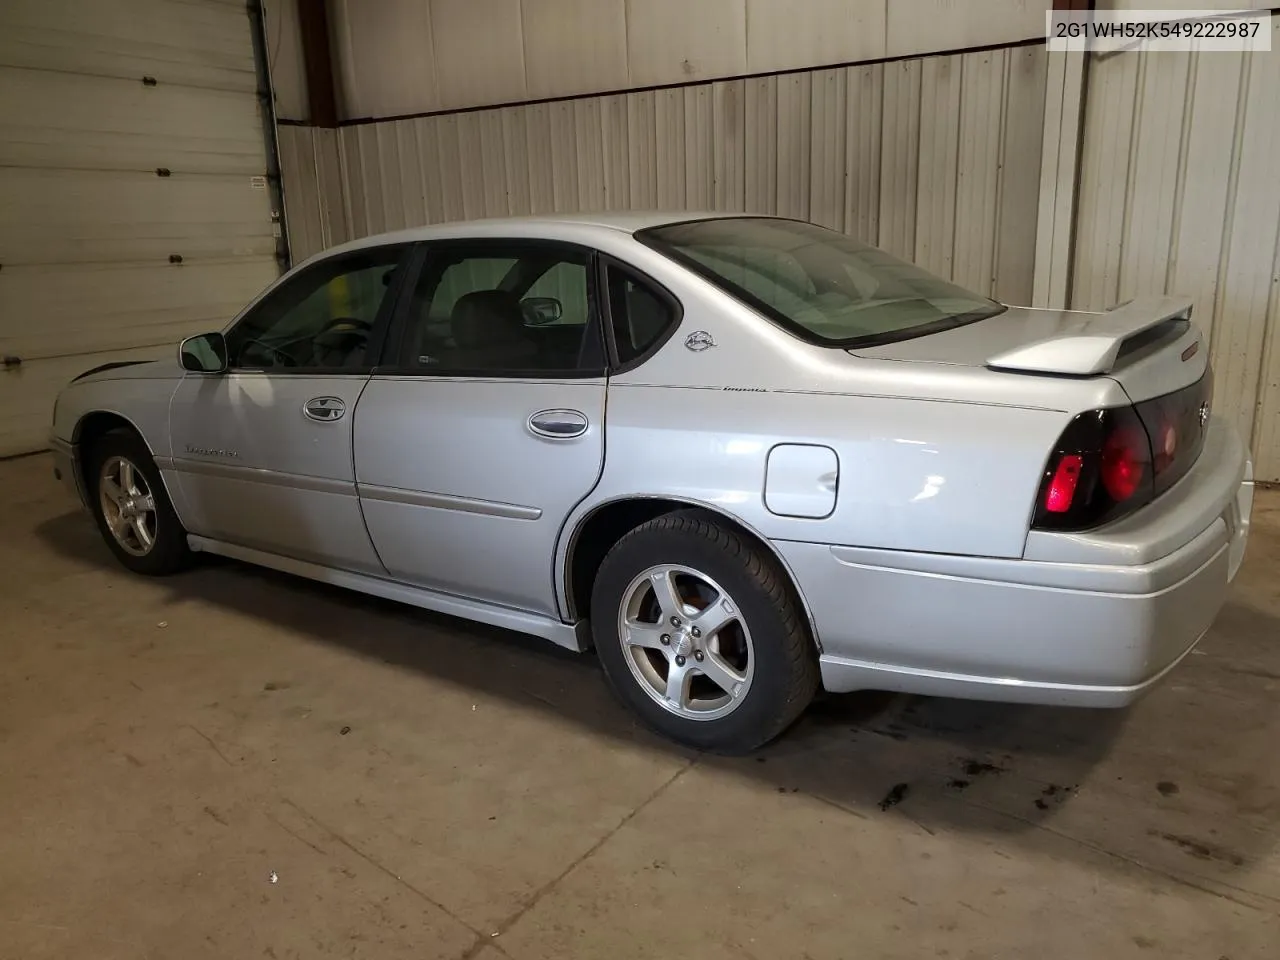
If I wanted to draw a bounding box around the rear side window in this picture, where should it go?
[393,242,605,376]
[606,266,677,366]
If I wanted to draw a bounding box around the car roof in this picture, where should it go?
[314,210,751,261]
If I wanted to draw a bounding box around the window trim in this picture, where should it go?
[374,237,609,380]
[596,254,684,375]
[223,242,419,376]
[634,216,1006,350]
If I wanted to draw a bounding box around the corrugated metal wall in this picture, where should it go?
[306,0,1048,122]
[1072,15,1280,480]
[280,44,1048,305]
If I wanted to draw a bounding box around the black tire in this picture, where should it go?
[591,510,818,754]
[86,428,192,576]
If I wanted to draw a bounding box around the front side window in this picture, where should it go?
[226,246,405,371]
[395,243,603,375]
[638,217,1004,348]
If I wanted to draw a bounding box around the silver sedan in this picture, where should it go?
[49,213,1254,753]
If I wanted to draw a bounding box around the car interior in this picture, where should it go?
[401,252,598,372]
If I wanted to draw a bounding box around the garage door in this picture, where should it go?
[0,0,282,456]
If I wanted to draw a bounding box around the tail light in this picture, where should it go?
[1044,455,1082,513]
[1032,372,1213,532]
[1032,406,1154,530]
[1100,423,1146,501]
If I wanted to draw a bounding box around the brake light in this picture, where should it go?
[1045,455,1082,512]
[1033,406,1154,531]
[1100,426,1145,501]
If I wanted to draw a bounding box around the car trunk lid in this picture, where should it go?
[850,296,1206,398]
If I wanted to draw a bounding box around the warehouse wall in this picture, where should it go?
[267,0,1049,122]
[266,0,309,121]
[1071,14,1280,480]
[280,45,1048,304]
[269,3,1280,482]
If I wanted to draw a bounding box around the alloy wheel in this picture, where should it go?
[98,456,158,557]
[617,564,756,721]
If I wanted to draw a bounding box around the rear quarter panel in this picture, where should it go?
[576,384,1071,560]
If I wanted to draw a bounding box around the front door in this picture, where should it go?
[168,243,411,574]
[354,240,607,617]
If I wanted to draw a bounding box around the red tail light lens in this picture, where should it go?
[1044,454,1082,512]
[1100,426,1145,501]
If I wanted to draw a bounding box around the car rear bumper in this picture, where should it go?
[777,419,1254,707]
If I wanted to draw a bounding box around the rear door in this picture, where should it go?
[353,239,607,617]
[168,243,412,574]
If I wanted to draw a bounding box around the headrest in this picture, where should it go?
[451,289,525,349]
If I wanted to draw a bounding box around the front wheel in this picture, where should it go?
[87,428,192,575]
[591,511,818,754]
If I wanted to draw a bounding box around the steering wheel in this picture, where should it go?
[318,316,374,336]
[240,337,300,368]
[310,316,374,367]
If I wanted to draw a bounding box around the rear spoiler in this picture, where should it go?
[986,296,1194,376]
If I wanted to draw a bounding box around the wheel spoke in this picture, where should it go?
[697,652,747,699]
[649,568,685,621]
[134,494,156,513]
[664,661,692,709]
[105,510,126,536]
[101,476,124,504]
[623,619,670,652]
[691,595,737,640]
[119,460,137,495]
[130,516,155,550]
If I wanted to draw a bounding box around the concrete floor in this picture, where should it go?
[2,453,1278,960]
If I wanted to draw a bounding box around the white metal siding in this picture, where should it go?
[280,45,1049,309]
[1072,15,1280,480]
[0,0,280,456]
[314,0,1047,120]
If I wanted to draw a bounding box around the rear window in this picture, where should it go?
[637,217,1005,348]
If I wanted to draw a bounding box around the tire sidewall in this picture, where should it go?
[591,519,811,753]
[86,430,190,575]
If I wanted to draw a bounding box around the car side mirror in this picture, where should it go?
[179,332,229,374]
[521,296,562,325]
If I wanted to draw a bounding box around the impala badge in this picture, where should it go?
[185,444,239,459]
[685,330,716,352]
[1198,401,1210,428]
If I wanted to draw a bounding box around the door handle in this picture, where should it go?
[528,408,588,439]
[304,396,346,422]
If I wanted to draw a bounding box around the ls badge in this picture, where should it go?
[684,330,716,352]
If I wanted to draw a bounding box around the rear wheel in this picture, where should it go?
[591,510,818,754]
[87,428,191,575]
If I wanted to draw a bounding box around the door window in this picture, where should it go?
[226,246,406,372]
[606,265,679,365]
[394,244,604,375]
